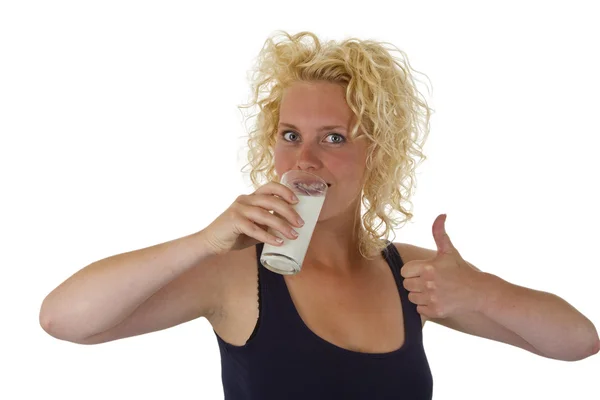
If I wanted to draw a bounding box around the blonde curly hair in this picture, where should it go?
[239,31,433,259]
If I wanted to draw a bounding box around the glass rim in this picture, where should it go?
[280,169,327,184]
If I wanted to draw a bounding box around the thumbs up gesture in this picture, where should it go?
[401,214,484,319]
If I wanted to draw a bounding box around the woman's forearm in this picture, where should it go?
[476,272,599,361]
[39,230,216,342]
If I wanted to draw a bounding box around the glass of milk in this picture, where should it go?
[260,170,328,275]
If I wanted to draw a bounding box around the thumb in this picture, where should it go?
[433,214,456,256]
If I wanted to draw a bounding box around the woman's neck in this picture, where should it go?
[301,204,367,273]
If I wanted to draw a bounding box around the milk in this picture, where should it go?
[260,194,326,274]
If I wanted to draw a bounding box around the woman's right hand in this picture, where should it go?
[202,181,305,256]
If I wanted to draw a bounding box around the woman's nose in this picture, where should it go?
[294,144,323,171]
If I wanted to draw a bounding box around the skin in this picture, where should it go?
[40,79,597,361]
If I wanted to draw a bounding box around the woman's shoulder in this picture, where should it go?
[393,242,437,264]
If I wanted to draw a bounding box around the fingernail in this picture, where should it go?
[291,229,299,237]
[297,217,304,227]
[291,195,299,203]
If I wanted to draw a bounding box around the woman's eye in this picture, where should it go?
[282,131,299,141]
[326,133,346,144]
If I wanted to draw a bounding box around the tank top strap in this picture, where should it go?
[253,243,304,332]
[381,241,424,336]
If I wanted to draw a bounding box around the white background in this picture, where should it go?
[1,0,599,398]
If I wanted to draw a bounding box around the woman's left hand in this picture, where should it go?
[401,214,485,319]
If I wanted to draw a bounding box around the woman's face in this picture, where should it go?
[273,80,370,220]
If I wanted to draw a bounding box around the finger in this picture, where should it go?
[432,214,460,257]
[403,277,423,293]
[400,262,424,279]
[245,194,304,228]
[254,181,299,205]
[416,305,431,317]
[238,203,299,240]
[408,292,428,306]
[238,218,284,247]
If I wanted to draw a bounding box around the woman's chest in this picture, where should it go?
[213,253,409,354]
[284,267,406,353]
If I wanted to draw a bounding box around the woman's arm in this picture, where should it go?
[398,241,599,361]
[39,229,225,344]
[467,269,599,361]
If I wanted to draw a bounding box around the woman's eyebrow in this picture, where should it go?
[278,122,347,132]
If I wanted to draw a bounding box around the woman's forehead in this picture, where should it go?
[279,103,354,131]
[280,82,349,114]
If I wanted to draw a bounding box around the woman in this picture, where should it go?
[39,31,599,399]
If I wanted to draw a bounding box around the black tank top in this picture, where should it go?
[214,242,433,399]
